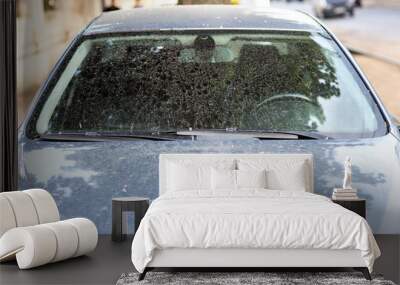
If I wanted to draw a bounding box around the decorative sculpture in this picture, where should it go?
[343,156,352,190]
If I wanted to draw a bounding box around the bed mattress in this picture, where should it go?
[131,190,380,273]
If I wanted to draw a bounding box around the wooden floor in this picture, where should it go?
[0,235,399,285]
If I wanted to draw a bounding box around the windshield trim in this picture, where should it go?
[24,29,389,140]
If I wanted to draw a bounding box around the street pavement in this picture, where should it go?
[271,0,400,118]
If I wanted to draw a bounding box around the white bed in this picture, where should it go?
[131,154,380,280]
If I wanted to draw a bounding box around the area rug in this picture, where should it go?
[116,272,396,285]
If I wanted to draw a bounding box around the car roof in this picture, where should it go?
[84,5,324,36]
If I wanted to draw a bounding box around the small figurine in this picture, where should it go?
[343,156,352,190]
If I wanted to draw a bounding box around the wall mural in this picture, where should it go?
[18,32,400,234]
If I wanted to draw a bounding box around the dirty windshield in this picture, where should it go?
[33,32,385,139]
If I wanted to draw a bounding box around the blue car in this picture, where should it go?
[19,6,400,235]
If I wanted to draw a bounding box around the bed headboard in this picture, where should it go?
[159,153,314,195]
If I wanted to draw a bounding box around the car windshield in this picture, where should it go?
[31,31,386,139]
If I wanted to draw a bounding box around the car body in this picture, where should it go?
[19,6,400,234]
[312,0,356,18]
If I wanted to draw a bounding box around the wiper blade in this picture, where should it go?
[176,129,296,139]
[175,129,330,140]
[37,131,176,142]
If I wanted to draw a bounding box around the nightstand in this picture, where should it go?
[112,196,149,242]
[332,198,366,218]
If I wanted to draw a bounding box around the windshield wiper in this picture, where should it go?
[174,129,330,140]
[37,131,176,142]
[37,129,329,142]
[243,130,330,140]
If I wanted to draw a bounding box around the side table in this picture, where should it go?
[112,196,149,242]
[332,198,366,218]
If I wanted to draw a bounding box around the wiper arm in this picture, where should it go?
[247,130,330,140]
[37,131,176,142]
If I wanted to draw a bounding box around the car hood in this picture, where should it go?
[19,134,400,234]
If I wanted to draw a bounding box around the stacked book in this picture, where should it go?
[332,188,359,200]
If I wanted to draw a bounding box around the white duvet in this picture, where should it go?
[131,190,380,273]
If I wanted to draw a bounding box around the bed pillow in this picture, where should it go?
[236,169,267,189]
[211,168,236,191]
[267,161,307,191]
[167,162,211,191]
[238,159,308,191]
[211,169,268,191]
